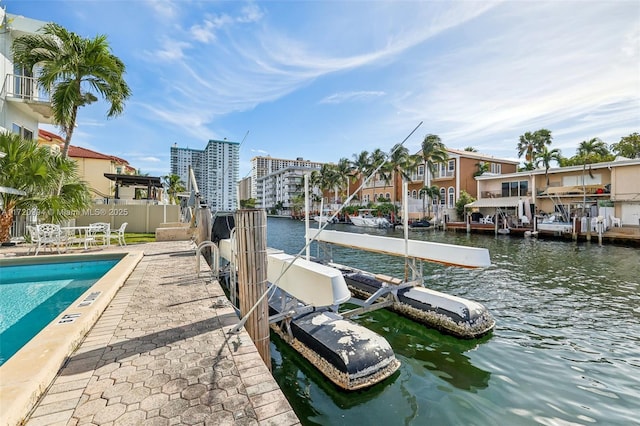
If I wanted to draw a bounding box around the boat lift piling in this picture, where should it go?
[234,209,271,370]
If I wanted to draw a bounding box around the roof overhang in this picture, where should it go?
[104,173,163,188]
[465,196,524,208]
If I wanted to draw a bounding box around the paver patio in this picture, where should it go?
[21,241,299,426]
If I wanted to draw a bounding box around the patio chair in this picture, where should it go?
[108,222,128,246]
[88,222,111,247]
[481,215,494,224]
[35,224,62,255]
[520,215,530,226]
[25,225,39,255]
[611,216,621,227]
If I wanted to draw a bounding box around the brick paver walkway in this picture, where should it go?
[24,242,299,426]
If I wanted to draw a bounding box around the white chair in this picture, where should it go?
[35,224,62,255]
[611,216,621,227]
[481,215,494,224]
[108,222,128,246]
[88,222,110,247]
[520,215,530,226]
[26,225,40,255]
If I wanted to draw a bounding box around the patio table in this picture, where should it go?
[60,226,93,250]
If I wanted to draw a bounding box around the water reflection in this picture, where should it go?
[266,217,640,425]
[353,309,491,392]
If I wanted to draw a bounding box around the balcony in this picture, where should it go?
[2,74,53,123]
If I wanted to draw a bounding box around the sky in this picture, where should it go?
[5,0,639,178]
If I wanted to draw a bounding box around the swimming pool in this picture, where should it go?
[0,256,122,365]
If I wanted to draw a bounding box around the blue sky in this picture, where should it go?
[5,0,639,178]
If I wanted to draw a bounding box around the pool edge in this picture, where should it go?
[0,249,144,426]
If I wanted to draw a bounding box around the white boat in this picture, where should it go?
[349,209,391,228]
[313,210,337,224]
[537,215,573,234]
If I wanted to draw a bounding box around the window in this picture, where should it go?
[448,187,455,208]
[439,188,446,204]
[418,165,424,177]
[12,123,34,140]
[437,160,455,178]
[490,163,502,174]
[501,180,528,197]
[412,190,417,198]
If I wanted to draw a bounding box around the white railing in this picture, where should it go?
[2,74,51,103]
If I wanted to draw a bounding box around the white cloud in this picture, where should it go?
[319,91,386,105]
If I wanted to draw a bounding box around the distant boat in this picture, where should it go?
[409,219,431,229]
[349,209,391,228]
[313,210,337,224]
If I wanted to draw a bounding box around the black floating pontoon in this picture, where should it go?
[342,270,495,339]
[268,288,400,390]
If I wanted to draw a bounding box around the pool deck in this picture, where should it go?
[0,241,299,426]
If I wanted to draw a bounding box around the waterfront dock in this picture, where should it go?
[8,241,299,426]
[443,222,640,245]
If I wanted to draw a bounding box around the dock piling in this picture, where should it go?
[235,209,271,369]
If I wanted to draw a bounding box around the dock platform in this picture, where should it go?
[13,241,299,426]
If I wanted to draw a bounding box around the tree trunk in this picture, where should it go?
[0,210,14,242]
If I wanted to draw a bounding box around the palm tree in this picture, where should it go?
[419,185,440,218]
[12,23,132,159]
[517,129,552,164]
[419,134,449,184]
[334,157,354,202]
[474,162,490,177]
[464,146,478,152]
[379,144,420,207]
[162,174,186,205]
[351,150,370,202]
[576,138,609,216]
[0,132,91,242]
[534,146,562,186]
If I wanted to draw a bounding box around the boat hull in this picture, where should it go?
[349,216,391,228]
[343,272,495,339]
[268,288,400,390]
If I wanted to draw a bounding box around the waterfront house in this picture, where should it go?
[473,158,640,227]
[359,148,519,221]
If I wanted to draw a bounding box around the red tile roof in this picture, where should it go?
[37,129,132,165]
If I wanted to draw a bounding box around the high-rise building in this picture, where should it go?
[170,139,240,211]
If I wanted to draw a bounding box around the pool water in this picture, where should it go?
[0,259,119,365]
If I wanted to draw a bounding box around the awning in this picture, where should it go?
[104,173,163,187]
[541,184,605,195]
[465,196,523,208]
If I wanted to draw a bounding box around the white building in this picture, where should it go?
[170,139,239,211]
[256,166,322,211]
[250,156,324,200]
[0,10,53,137]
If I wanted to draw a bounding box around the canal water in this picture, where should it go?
[265,217,640,426]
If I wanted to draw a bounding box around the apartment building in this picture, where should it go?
[256,166,322,212]
[170,139,240,211]
[250,156,324,200]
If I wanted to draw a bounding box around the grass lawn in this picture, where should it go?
[124,233,156,244]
